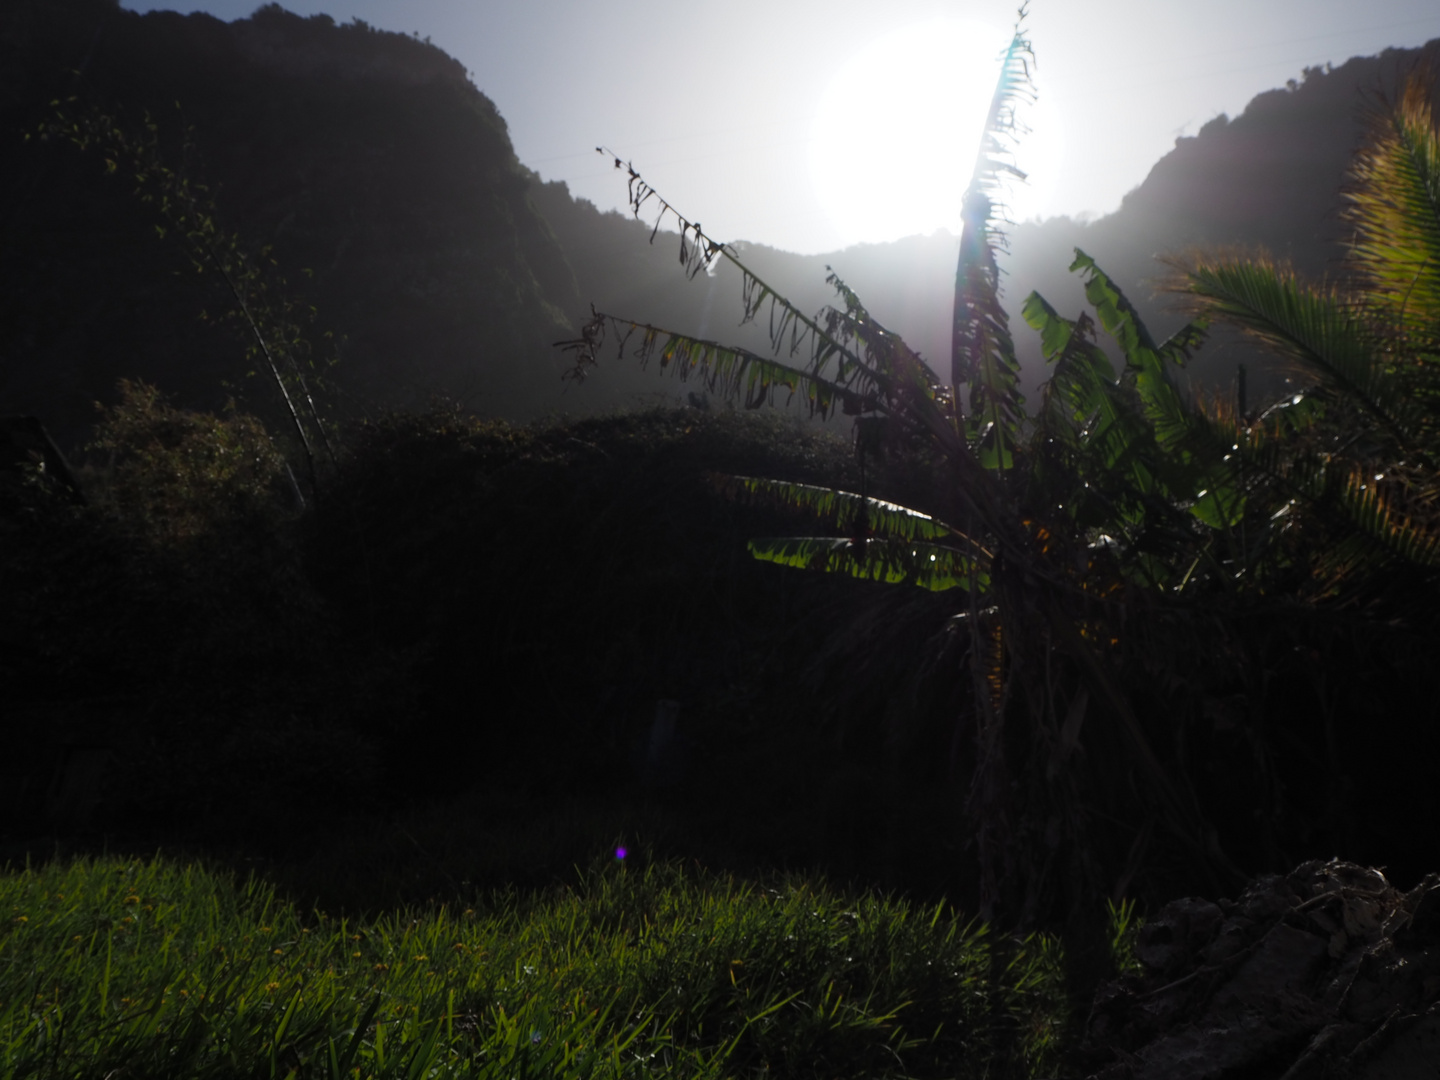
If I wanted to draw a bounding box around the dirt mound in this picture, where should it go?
[1081,860,1440,1080]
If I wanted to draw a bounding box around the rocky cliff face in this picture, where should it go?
[1,0,581,451]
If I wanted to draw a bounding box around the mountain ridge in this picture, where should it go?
[531,36,1438,415]
[2,0,579,450]
[3,0,1437,450]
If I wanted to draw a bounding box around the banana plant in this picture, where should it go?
[561,20,1037,591]
[560,13,1261,915]
[1019,252,1259,593]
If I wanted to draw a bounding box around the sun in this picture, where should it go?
[808,18,1061,248]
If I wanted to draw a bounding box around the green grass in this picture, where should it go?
[0,853,1066,1080]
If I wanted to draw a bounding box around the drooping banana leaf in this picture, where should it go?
[560,312,856,417]
[747,536,988,593]
[575,154,937,426]
[716,476,948,538]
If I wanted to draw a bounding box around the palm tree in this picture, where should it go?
[1172,74,1440,587]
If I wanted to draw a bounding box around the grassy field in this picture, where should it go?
[0,852,1067,1080]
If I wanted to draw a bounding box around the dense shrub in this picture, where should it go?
[87,378,292,544]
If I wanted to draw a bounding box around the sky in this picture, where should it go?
[118,0,1440,255]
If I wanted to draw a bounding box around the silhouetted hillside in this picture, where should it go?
[4,0,1437,450]
[2,0,581,451]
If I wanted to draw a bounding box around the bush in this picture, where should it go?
[87,378,292,546]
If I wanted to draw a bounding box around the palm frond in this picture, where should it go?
[1335,464,1440,567]
[1172,255,1431,462]
[1288,458,1440,576]
[1345,76,1440,354]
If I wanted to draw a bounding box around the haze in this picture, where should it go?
[119,0,1440,254]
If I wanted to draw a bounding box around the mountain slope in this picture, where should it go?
[5,1,1437,450]
[2,0,581,450]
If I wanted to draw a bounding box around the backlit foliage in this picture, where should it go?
[567,22,1440,923]
[89,379,289,547]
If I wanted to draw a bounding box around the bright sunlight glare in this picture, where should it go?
[808,18,1062,247]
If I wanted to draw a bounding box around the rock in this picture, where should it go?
[1357,1007,1440,1080]
[1135,897,1223,977]
[1083,860,1440,1080]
